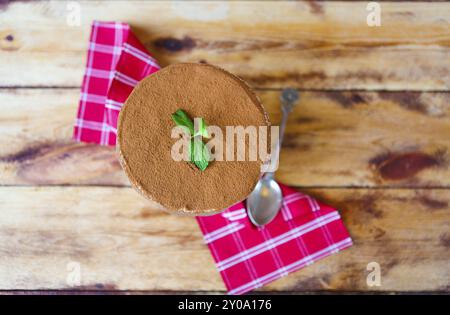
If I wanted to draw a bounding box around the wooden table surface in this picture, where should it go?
[0,0,449,294]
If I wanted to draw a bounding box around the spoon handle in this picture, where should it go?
[278,106,290,151]
[264,89,299,180]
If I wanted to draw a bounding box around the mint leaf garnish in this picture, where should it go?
[171,109,194,136]
[172,109,210,171]
[190,137,210,171]
[194,117,209,138]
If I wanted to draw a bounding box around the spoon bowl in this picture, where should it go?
[247,177,283,227]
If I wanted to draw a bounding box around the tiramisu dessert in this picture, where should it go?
[117,63,269,215]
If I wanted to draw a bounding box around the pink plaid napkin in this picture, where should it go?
[73,21,352,295]
[197,185,352,294]
[74,21,159,145]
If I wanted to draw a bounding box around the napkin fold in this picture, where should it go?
[73,21,352,295]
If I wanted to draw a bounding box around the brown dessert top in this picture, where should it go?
[117,63,269,215]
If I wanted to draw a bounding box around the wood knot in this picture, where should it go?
[153,36,196,52]
[370,151,443,181]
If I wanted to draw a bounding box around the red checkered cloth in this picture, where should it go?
[73,21,352,295]
[197,185,352,294]
[74,21,160,145]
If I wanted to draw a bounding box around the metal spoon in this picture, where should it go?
[247,88,299,227]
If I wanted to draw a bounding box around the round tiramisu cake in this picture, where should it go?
[117,63,270,215]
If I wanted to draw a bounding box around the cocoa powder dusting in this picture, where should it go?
[117,63,270,214]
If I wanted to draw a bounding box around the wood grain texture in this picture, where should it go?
[0,0,449,294]
[0,186,448,291]
[0,1,449,89]
[0,89,448,187]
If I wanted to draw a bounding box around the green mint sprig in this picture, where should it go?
[171,109,195,135]
[171,109,210,171]
[195,117,209,138]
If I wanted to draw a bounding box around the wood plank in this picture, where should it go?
[0,186,448,291]
[0,89,125,186]
[0,89,449,187]
[0,1,449,89]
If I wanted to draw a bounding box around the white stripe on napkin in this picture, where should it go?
[216,211,341,271]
